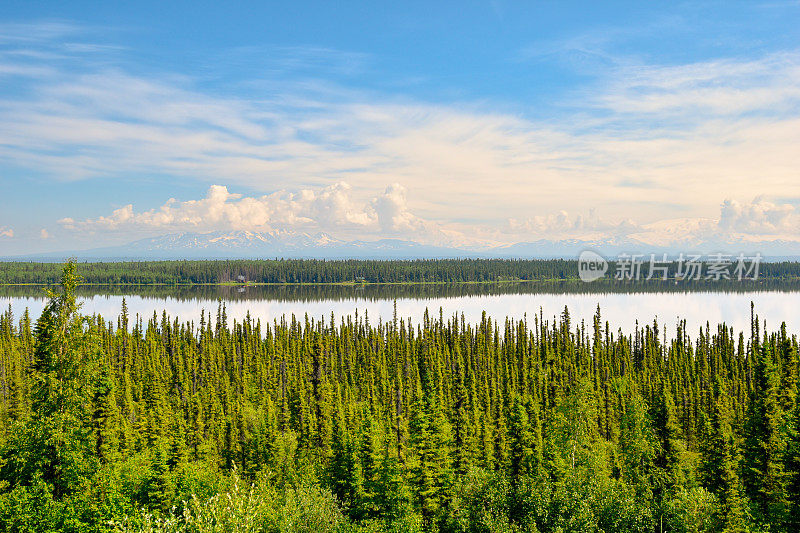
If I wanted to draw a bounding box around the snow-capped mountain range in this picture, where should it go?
[16,230,466,260]
[7,228,800,261]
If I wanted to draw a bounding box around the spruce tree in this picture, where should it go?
[652,381,684,498]
[784,382,800,531]
[700,387,746,532]
[742,344,788,524]
[0,261,100,502]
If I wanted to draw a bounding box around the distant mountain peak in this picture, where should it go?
[7,229,800,261]
[41,230,461,260]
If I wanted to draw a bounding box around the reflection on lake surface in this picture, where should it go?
[2,282,800,335]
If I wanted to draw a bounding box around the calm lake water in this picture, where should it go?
[2,282,799,335]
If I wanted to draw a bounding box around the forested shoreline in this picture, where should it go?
[0,259,574,285]
[2,258,800,286]
[1,263,800,531]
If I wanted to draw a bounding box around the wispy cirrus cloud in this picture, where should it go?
[3,22,800,249]
[0,21,84,44]
[598,52,800,116]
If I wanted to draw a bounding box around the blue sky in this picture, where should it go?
[1,1,800,254]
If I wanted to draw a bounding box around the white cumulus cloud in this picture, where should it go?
[371,183,426,233]
[506,210,639,239]
[718,198,800,235]
[58,182,450,239]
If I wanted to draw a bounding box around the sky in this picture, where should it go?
[1,1,800,255]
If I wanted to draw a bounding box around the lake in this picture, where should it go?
[2,282,799,335]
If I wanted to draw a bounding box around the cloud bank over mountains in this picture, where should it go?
[53,184,800,253]
[58,182,441,242]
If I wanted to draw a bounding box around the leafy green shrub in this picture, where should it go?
[114,473,347,533]
[661,487,719,533]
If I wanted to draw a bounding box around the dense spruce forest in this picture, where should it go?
[2,258,800,285]
[1,263,800,532]
[0,259,576,285]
